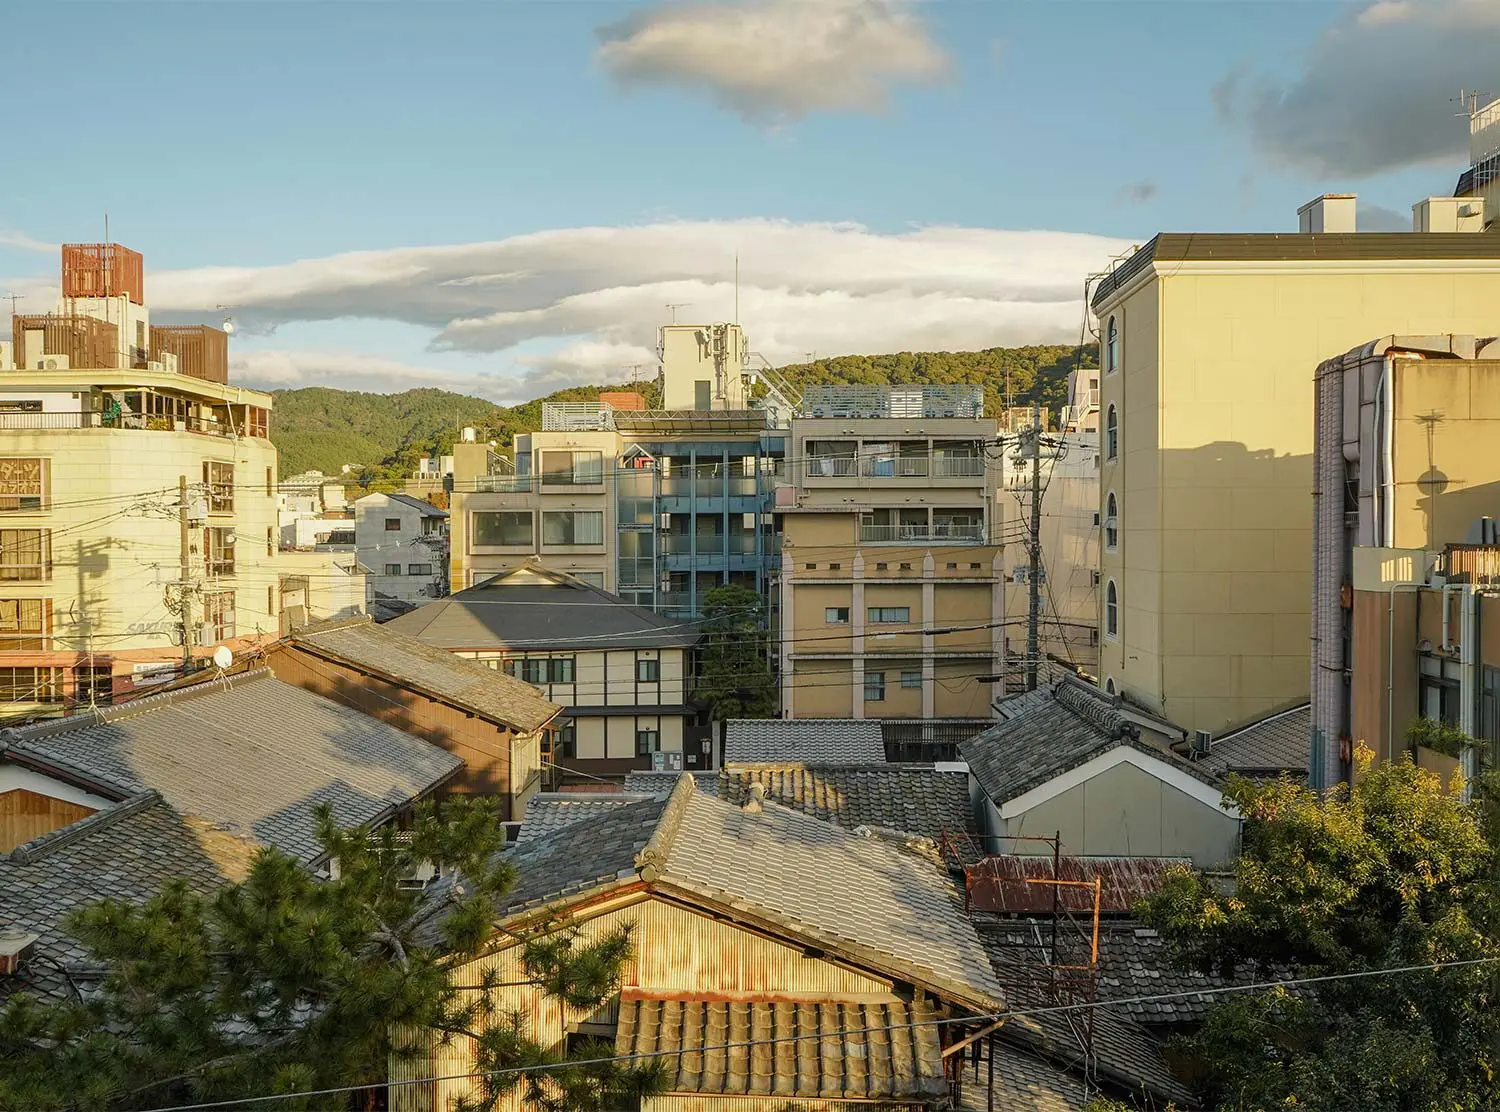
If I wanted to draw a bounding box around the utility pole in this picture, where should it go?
[1026,401,1043,692]
[178,475,195,668]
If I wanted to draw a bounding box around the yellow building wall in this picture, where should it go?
[1102,263,1500,734]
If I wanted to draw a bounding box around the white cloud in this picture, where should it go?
[596,0,950,122]
[7,219,1129,399]
[1215,0,1500,177]
[0,231,56,254]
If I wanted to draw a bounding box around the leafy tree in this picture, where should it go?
[1137,748,1500,1112]
[695,584,776,721]
[0,798,666,1112]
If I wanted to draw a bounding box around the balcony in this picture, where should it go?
[662,534,726,557]
[857,522,986,544]
[805,453,984,481]
[0,411,237,438]
[468,474,536,493]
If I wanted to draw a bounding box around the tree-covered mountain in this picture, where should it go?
[267,343,1093,483]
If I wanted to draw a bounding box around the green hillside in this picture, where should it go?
[267,344,1093,484]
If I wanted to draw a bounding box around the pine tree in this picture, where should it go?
[0,797,667,1111]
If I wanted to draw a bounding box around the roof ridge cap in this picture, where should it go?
[10,790,162,863]
[1054,681,1134,741]
[634,773,696,882]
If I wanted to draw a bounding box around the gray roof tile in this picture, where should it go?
[6,670,462,863]
[516,792,657,845]
[290,616,560,732]
[723,719,885,764]
[1200,704,1310,779]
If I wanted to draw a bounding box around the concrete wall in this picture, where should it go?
[354,494,446,605]
[1098,258,1500,735]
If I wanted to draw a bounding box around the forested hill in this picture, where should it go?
[268,343,1092,483]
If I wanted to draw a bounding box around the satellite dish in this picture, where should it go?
[211,645,233,670]
[222,317,236,335]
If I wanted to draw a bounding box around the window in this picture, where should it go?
[384,563,402,576]
[555,719,577,760]
[900,670,922,689]
[0,598,50,649]
[407,563,433,576]
[0,459,48,512]
[864,672,886,701]
[1105,315,1119,373]
[265,467,274,497]
[73,664,112,707]
[0,666,62,703]
[385,517,402,531]
[202,590,235,642]
[636,729,662,755]
[202,461,234,513]
[828,562,841,570]
[473,511,533,547]
[946,562,957,570]
[267,585,275,615]
[1,529,51,581]
[515,657,576,684]
[205,528,235,576]
[825,607,850,624]
[805,563,816,570]
[542,511,604,546]
[636,658,660,683]
[1105,677,1116,695]
[875,562,888,571]
[868,606,910,624]
[1105,580,1118,639]
[1105,492,1118,550]
[541,450,605,486]
[1106,405,1118,460]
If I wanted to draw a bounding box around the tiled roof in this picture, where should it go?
[289,616,560,732]
[5,670,462,863]
[0,793,257,1005]
[1200,704,1310,779]
[516,792,657,845]
[959,1043,1089,1111]
[386,560,699,651]
[424,775,1004,1010]
[1093,924,1233,1027]
[365,492,448,517]
[624,764,973,841]
[722,719,886,764]
[962,679,1222,806]
[616,994,946,1100]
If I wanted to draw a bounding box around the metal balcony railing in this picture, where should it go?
[0,411,236,438]
[805,454,984,480]
[541,403,614,431]
[857,522,986,543]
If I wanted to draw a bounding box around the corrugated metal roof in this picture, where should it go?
[963,855,1192,915]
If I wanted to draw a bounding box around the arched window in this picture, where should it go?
[1105,492,1119,549]
[1105,316,1119,374]
[1106,404,1118,460]
[1105,677,1116,695]
[1106,580,1118,639]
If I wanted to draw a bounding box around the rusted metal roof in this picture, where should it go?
[964,855,1191,916]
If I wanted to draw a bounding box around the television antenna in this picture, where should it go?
[216,304,236,334]
[2,293,20,315]
[666,303,689,324]
[1454,89,1491,118]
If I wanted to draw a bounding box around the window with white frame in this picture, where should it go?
[542,511,604,546]
[1106,405,1118,460]
[472,511,533,547]
[900,670,922,689]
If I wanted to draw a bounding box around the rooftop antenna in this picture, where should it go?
[2,293,21,315]
[734,253,739,325]
[666,303,688,324]
[1454,88,1491,119]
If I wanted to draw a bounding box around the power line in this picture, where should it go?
[134,956,1500,1112]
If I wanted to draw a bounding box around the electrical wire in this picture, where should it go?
[134,956,1500,1112]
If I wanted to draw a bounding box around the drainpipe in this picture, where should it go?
[1388,582,1420,762]
[1460,583,1479,797]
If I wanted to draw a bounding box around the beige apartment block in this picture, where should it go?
[776,386,1004,720]
[1310,337,1500,785]
[1,245,284,717]
[1093,200,1500,738]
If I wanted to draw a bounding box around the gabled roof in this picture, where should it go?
[1200,703,1310,780]
[287,616,560,733]
[385,559,699,651]
[624,763,973,841]
[421,775,1004,1011]
[722,718,885,764]
[962,678,1223,809]
[4,670,463,863]
[359,491,448,517]
[516,792,657,845]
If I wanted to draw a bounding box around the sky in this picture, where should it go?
[2,0,1495,402]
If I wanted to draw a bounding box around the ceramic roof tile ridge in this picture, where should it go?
[11,669,274,737]
[634,772,697,882]
[9,790,162,864]
[1052,680,1134,741]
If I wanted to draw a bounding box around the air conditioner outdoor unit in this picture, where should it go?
[38,355,70,371]
[159,352,179,373]
[1191,730,1212,758]
[146,361,165,373]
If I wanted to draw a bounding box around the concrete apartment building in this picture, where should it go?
[0,243,284,718]
[1309,336,1500,785]
[354,492,448,615]
[449,323,790,617]
[1092,187,1500,739]
[774,384,1003,720]
[277,469,351,549]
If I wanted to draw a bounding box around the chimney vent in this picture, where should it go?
[743,782,766,813]
[1297,194,1357,234]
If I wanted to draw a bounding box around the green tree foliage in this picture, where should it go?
[1406,716,1473,759]
[0,798,666,1112]
[1136,749,1500,1112]
[694,584,776,721]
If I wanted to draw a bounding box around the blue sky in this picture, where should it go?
[2,0,1492,400]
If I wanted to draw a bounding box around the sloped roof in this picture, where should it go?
[516,792,657,845]
[1200,704,1310,779]
[386,560,699,651]
[4,670,462,863]
[0,791,256,1005]
[722,718,886,764]
[962,679,1222,807]
[958,1043,1089,1111]
[421,775,1003,1010]
[616,994,947,1101]
[624,764,973,841]
[288,616,560,733]
[361,491,448,517]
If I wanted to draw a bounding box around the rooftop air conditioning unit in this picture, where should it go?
[1191,730,1212,758]
[159,352,179,374]
[38,355,70,371]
